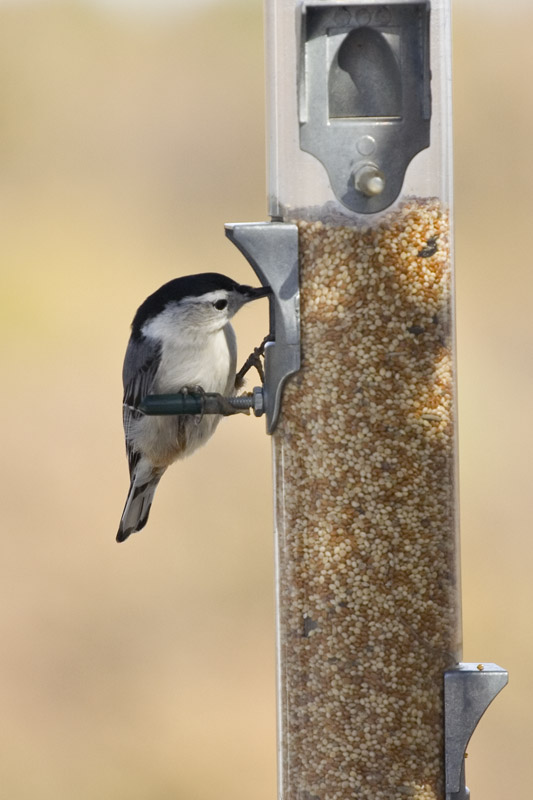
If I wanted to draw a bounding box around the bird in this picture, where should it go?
[117,272,271,543]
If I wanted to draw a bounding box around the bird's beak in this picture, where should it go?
[241,284,272,301]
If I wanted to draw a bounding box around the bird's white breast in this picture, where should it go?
[155,322,237,396]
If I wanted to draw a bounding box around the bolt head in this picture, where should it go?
[252,386,265,417]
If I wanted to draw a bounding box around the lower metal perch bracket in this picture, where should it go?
[444,662,508,800]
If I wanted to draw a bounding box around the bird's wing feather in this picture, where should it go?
[122,336,162,477]
[122,335,162,407]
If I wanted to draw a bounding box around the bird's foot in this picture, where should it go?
[179,385,207,423]
[235,334,273,389]
[179,385,206,397]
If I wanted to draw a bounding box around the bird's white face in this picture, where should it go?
[184,288,251,329]
[141,288,252,342]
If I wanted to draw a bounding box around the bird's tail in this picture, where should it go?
[116,464,165,543]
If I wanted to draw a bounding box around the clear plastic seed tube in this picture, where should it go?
[267,2,461,799]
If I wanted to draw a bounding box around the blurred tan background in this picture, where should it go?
[0,0,531,798]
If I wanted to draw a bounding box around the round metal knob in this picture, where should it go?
[354,164,386,197]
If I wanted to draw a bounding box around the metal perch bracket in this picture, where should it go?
[444,662,508,800]
[225,221,300,434]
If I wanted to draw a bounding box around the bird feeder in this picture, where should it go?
[226,2,508,800]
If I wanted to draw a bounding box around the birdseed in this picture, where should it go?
[273,198,460,800]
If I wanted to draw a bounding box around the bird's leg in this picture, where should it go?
[235,334,273,389]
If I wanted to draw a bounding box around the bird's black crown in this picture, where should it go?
[131,272,244,339]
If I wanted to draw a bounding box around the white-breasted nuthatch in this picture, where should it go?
[117,272,271,543]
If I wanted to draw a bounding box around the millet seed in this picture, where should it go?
[274,198,461,800]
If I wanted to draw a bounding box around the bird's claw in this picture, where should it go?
[179,385,207,423]
[235,334,273,389]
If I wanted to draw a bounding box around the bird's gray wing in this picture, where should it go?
[122,336,162,477]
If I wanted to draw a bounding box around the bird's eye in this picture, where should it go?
[214,299,228,310]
